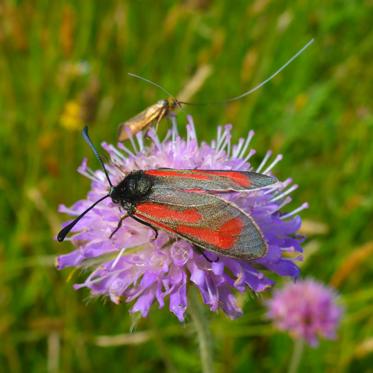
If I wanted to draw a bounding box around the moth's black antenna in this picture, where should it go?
[57,126,115,242]
[82,126,113,188]
[57,194,110,242]
[128,73,175,97]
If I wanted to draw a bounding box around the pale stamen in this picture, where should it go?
[128,131,139,154]
[171,116,178,142]
[215,126,224,150]
[232,138,245,158]
[238,130,255,159]
[216,132,230,157]
[227,137,231,157]
[256,151,272,172]
[117,142,135,158]
[271,184,298,202]
[77,165,98,182]
[236,149,256,169]
[102,143,127,162]
[161,129,172,144]
[224,125,232,156]
[79,268,127,287]
[263,154,283,174]
[187,116,197,141]
[147,129,162,149]
[275,196,293,211]
[136,132,144,151]
[280,202,309,220]
[111,247,126,269]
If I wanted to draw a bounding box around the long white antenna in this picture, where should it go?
[180,38,315,105]
[128,72,175,97]
[128,38,315,105]
[224,38,314,102]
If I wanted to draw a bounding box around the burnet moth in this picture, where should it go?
[58,127,278,261]
[118,39,314,141]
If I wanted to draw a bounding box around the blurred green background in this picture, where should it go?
[0,0,372,372]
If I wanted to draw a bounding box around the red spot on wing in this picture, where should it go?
[133,213,181,239]
[145,169,251,187]
[204,171,251,187]
[177,217,244,250]
[145,169,210,181]
[136,202,202,223]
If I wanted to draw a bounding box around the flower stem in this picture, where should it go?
[288,339,304,373]
[189,290,214,373]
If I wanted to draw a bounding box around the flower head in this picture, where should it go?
[266,279,343,346]
[57,116,306,321]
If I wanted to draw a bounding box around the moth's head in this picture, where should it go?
[111,171,154,204]
[166,97,182,110]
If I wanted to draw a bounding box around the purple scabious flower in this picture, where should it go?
[266,279,343,346]
[57,116,306,321]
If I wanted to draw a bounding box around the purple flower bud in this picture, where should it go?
[266,279,343,346]
[57,117,306,321]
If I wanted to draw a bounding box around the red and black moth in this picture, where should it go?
[58,127,278,261]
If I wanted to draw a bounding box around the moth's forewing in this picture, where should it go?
[118,101,166,141]
[133,188,267,260]
[145,169,277,192]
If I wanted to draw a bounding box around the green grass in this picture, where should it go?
[0,0,372,372]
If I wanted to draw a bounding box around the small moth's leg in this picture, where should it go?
[110,213,129,239]
[145,110,166,139]
[154,108,167,134]
[131,215,159,240]
[193,246,219,263]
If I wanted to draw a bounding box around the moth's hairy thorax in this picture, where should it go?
[110,171,154,207]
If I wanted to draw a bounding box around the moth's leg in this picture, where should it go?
[131,215,159,241]
[110,213,129,239]
[154,108,167,134]
[193,245,219,263]
[144,109,166,139]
